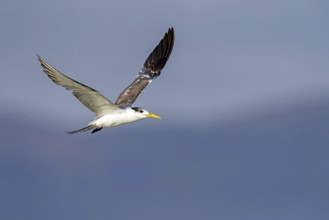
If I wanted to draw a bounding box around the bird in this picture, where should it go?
[38,27,174,134]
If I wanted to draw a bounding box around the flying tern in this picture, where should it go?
[38,27,174,134]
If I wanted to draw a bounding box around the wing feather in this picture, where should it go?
[37,55,118,116]
[115,27,175,107]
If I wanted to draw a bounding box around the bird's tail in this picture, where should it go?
[66,124,97,134]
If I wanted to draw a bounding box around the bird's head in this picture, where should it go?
[131,107,161,120]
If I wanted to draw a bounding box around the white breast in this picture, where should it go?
[91,109,144,128]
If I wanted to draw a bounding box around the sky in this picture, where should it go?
[1,0,329,220]
[2,0,329,126]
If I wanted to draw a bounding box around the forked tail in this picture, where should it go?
[66,125,102,134]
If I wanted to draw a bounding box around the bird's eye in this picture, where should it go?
[139,109,144,113]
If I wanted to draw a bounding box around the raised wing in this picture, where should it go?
[38,55,118,116]
[115,27,175,107]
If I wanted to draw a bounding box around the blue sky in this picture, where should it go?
[2,0,329,127]
[1,1,329,220]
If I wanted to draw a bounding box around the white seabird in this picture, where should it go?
[38,27,175,134]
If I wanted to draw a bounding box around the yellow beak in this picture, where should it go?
[146,112,161,119]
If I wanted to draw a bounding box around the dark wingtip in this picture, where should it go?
[37,54,48,71]
[37,54,43,63]
[143,27,175,74]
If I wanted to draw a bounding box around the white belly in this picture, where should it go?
[91,112,143,128]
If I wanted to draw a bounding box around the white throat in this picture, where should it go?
[91,108,146,128]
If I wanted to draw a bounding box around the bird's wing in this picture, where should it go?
[38,55,119,116]
[115,27,175,107]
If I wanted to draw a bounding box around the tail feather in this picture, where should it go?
[66,125,97,134]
